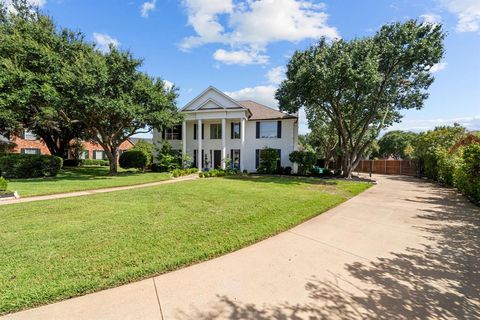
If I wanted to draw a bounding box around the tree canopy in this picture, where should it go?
[0,0,179,174]
[276,20,445,177]
[378,130,417,159]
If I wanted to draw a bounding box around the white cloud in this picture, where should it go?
[163,80,174,90]
[430,62,447,73]
[180,0,339,65]
[389,115,480,132]
[141,0,157,18]
[93,33,120,53]
[420,13,442,24]
[266,66,287,84]
[213,49,268,65]
[440,0,480,32]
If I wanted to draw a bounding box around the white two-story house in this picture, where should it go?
[153,86,299,173]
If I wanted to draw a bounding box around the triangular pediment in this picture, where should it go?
[181,86,247,112]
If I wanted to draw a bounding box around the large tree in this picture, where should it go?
[77,47,180,174]
[276,20,445,178]
[0,0,87,158]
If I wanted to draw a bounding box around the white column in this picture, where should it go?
[221,118,226,169]
[182,120,186,168]
[240,118,245,172]
[197,119,202,172]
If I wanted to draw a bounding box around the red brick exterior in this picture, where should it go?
[11,136,51,155]
[10,136,134,158]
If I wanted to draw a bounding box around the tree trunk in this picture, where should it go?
[104,147,119,175]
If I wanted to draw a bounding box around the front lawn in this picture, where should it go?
[0,176,371,315]
[7,166,171,197]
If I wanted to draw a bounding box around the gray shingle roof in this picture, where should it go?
[237,100,297,120]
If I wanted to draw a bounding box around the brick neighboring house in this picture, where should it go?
[9,130,135,159]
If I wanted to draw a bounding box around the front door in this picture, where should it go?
[213,150,222,169]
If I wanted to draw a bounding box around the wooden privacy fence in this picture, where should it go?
[355,160,417,176]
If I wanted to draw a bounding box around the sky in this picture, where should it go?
[6,0,480,135]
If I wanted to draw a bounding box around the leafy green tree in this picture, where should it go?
[378,130,417,159]
[289,150,317,175]
[308,119,339,169]
[154,141,180,172]
[75,48,180,175]
[276,21,445,178]
[0,0,88,158]
[258,148,280,174]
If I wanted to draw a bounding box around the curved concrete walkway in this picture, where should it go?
[3,175,479,319]
[0,174,198,206]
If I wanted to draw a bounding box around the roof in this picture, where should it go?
[237,100,297,120]
[129,137,153,145]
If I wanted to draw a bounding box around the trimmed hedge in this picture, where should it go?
[171,168,198,177]
[0,154,63,178]
[81,159,109,166]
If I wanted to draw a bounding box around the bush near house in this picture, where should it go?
[131,140,154,167]
[171,168,198,177]
[119,150,148,171]
[257,148,280,174]
[289,150,317,175]
[153,141,181,172]
[0,154,63,178]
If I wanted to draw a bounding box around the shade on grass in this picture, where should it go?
[0,176,370,314]
[7,166,171,197]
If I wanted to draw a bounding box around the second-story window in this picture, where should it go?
[231,122,240,139]
[164,125,182,140]
[22,130,37,141]
[210,123,222,139]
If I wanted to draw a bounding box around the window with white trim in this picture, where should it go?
[21,148,40,155]
[210,123,222,139]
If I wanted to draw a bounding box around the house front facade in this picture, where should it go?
[153,86,299,173]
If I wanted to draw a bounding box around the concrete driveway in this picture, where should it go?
[3,175,479,319]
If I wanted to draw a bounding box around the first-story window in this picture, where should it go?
[93,150,106,160]
[210,123,222,139]
[230,149,240,169]
[255,149,281,169]
[21,148,40,155]
[163,125,182,140]
[80,150,89,159]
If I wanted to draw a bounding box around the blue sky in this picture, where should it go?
[13,0,480,134]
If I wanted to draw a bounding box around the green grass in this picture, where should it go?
[0,176,371,315]
[7,166,172,197]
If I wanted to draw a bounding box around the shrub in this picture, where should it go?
[198,169,240,178]
[284,166,292,175]
[63,159,82,167]
[81,159,109,166]
[0,176,8,192]
[154,142,181,172]
[119,150,148,171]
[289,150,317,175]
[453,144,480,203]
[171,168,198,177]
[258,148,280,174]
[132,140,153,167]
[0,154,63,178]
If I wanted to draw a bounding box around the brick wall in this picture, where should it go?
[11,136,51,155]
[10,136,135,158]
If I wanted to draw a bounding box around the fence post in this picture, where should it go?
[385,159,387,174]
[400,160,402,175]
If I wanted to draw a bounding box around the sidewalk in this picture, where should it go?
[0,174,198,206]
[2,174,479,319]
